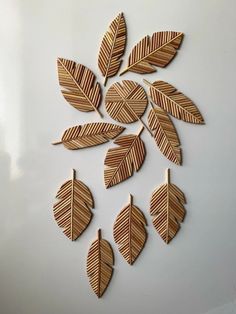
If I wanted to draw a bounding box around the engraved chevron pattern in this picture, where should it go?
[53,169,94,241]
[145,80,204,124]
[98,12,126,86]
[104,127,146,188]
[120,31,183,75]
[113,194,147,265]
[105,80,148,123]
[57,58,102,117]
[150,169,186,244]
[148,103,181,165]
[87,229,114,298]
[52,122,125,150]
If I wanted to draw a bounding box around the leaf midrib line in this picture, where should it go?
[97,230,101,298]
[128,197,132,264]
[166,169,170,244]
[70,170,75,240]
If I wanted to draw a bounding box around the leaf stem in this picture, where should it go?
[103,76,108,86]
[166,168,170,184]
[119,68,128,76]
[137,126,145,137]
[95,108,103,118]
[129,193,133,205]
[98,228,101,240]
[52,141,62,145]
[138,118,153,137]
[143,79,152,87]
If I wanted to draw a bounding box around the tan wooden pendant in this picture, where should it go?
[144,79,204,124]
[150,169,186,244]
[113,194,147,265]
[104,127,146,188]
[98,12,127,86]
[57,58,102,117]
[105,80,151,134]
[53,169,94,241]
[52,122,125,150]
[148,102,181,165]
[120,31,183,75]
[87,229,114,298]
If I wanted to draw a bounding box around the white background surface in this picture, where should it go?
[0,0,236,314]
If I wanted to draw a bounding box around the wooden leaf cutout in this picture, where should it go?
[52,122,125,150]
[113,194,147,265]
[144,79,204,124]
[120,31,183,75]
[53,169,94,241]
[57,58,102,117]
[148,103,181,165]
[105,80,151,133]
[98,12,127,86]
[104,127,146,188]
[87,229,114,298]
[150,169,186,244]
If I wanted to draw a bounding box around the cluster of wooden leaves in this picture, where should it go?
[52,12,204,298]
[53,168,186,298]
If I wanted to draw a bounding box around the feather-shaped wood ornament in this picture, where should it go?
[150,169,186,244]
[105,80,151,134]
[104,127,146,188]
[98,12,126,86]
[53,169,94,241]
[120,31,183,75]
[144,79,204,124]
[113,194,147,265]
[57,58,102,117]
[52,122,125,150]
[87,229,114,298]
[148,102,181,165]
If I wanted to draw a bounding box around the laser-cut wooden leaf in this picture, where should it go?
[104,127,146,188]
[98,12,126,86]
[120,31,183,75]
[150,169,186,244]
[87,229,114,298]
[105,80,151,133]
[52,122,125,150]
[57,58,102,117]
[53,169,94,241]
[144,79,204,124]
[148,103,181,165]
[113,194,147,265]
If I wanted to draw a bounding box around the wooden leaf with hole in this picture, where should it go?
[87,229,114,298]
[148,105,181,165]
[145,80,204,124]
[52,122,125,150]
[98,12,126,86]
[104,127,146,188]
[105,80,148,124]
[120,31,183,75]
[150,169,186,244]
[53,169,94,241]
[57,58,102,117]
[113,195,147,265]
